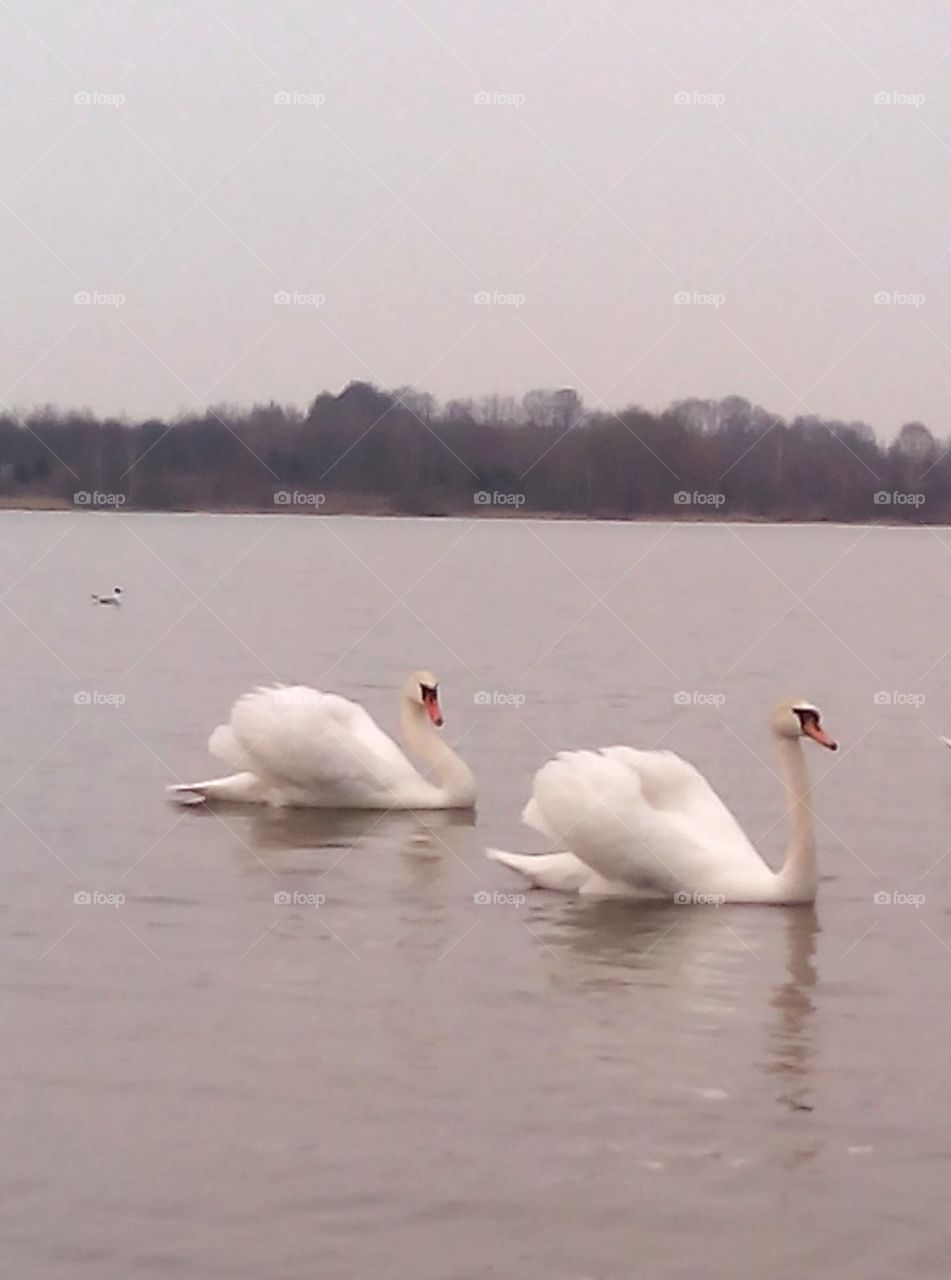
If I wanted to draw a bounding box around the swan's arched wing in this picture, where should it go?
[600,747,755,851]
[528,748,760,895]
[216,685,422,802]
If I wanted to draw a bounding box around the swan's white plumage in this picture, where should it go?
[212,685,429,805]
[486,848,596,891]
[521,747,771,899]
[170,677,476,810]
[487,702,834,904]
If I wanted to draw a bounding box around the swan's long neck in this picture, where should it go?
[401,700,476,806]
[771,735,817,903]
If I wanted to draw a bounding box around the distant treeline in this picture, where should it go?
[0,383,945,521]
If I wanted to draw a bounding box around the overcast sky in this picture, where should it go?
[2,0,950,435]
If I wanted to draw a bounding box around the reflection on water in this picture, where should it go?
[237,804,476,854]
[769,908,819,1145]
[533,897,706,977]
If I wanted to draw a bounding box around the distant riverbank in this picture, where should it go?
[0,494,937,525]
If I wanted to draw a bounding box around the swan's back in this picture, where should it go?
[600,746,754,847]
[527,746,764,895]
[212,685,424,803]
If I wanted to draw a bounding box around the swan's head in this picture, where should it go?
[404,670,443,727]
[771,699,837,750]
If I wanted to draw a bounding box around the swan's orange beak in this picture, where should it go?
[803,720,837,750]
[423,689,443,727]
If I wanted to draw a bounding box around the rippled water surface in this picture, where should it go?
[4,512,951,1279]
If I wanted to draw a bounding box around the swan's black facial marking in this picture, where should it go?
[419,682,438,701]
[793,707,820,731]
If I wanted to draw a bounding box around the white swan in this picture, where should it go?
[487,700,837,904]
[168,671,476,810]
[92,586,122,605]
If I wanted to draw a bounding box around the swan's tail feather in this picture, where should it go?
[486,847,595,892]
[166,787,208,807]
[167,771,268,804]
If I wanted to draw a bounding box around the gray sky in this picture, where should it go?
[2,0,950,434]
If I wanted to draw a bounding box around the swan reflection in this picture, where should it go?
[238,804,475,854]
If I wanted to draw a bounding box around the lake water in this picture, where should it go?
[3,512,950,1279]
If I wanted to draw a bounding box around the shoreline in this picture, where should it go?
[0,497,940,527]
